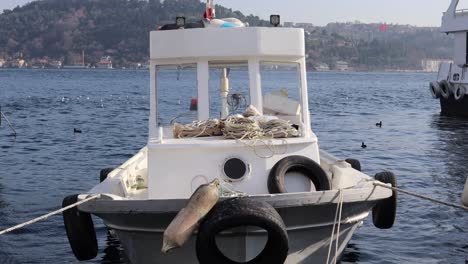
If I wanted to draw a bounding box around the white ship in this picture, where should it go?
[62,2,397,263]
[430,0,468,116]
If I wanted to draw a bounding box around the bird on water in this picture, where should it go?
[361,142,367,148]
[74,128,82,134]
[376,121,382,128]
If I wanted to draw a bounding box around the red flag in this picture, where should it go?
[379,24,388,31]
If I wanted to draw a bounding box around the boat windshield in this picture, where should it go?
[155,61,304,139]
[209,62,250,119]
[156,64,198,126]
[260,62,302,123]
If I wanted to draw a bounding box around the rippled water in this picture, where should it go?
[0,69,466,263]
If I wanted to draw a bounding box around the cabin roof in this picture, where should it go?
[149,27,305,62]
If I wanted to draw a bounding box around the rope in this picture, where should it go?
[261,119,299,138]
[1,111,17,137]
[174,119,222,138]
[373,182,468,211]
[0,195,100,236]
[223,116,262,140]
[326,189,344,264]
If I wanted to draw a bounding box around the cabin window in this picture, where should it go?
[260,62,303,130]
[208,62,250,119]
[155,64,198,127]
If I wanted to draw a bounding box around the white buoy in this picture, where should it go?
[463,177,468,207]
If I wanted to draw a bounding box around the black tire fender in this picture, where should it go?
[196,198,289,264]
[429,81,441,99]
[345,158,361,172]
[439,80,451,99]
[100,168,114,183]
[454,85,466,101]
[372,172,398,229]
[268,156,331,194]
[62,194,98,261]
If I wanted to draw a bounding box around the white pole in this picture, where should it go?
[248,59,263,114]
[197,61,210,120]
[220,68,229,118]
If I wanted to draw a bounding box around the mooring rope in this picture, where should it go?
[0,111,17,136]
[326,189,344,264]
[0,194,100,236]
[373,182,468,211]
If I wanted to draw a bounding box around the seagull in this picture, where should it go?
[361,142,367,149]
[376,121,382,128]
[74,128,82,134]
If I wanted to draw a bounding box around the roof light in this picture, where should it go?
[270,15,280,27]
[176,17,186,28]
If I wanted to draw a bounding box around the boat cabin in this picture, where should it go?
[146,26,320,199]
[442,0,468,69]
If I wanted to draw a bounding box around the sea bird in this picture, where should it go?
[74,128,82,134]
[376,121,382,128]
[361,142,367,149]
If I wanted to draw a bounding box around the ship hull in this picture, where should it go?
[440,97,468,117]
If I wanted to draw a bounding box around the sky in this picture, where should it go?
[0,0,462,26]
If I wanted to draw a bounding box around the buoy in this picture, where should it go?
[361,142,367,149]
[162,179,220,254]
[463,177,468,207]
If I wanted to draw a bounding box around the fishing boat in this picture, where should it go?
[429,0,468,116]
[62,2,397,263]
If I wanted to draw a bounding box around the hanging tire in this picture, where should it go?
[268,156,331,194]
[454,85,466,101]
[372,172,397,229]
[345,158,361,172]
[196,198,289,264]
[62,195,98,261]
[100,168,115,183]
[429,81,441,99]
[439,80,451,100]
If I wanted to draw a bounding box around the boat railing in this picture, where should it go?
[455,9,468,15]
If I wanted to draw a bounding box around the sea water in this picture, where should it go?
[0,69,466,263]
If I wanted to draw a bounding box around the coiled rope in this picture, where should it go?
[0,194,100,236]
[373,182,468,211]
[174,119,222,138]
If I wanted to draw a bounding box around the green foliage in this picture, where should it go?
[0,1,454,70]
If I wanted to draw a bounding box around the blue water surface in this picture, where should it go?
[0,69,466,263]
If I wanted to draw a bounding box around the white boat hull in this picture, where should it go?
[113,221,360,264]
[80,191,384,264]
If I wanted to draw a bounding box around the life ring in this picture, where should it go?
[429,81,441,99]
[345,158,361,172]
[268,156,331,194]
[372,172,397,229]
[100,168,115,183]
[62,195,98,261]
[196,198,289,264]
[453,85,466,101]
[439,80,451,100]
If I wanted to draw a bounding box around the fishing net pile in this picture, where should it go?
[173,106,299,139]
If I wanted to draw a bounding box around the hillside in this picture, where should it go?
[0,0,453,70]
